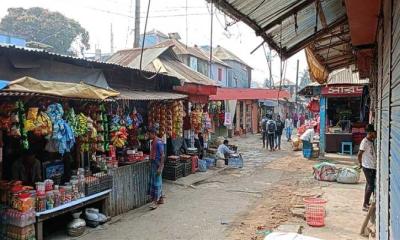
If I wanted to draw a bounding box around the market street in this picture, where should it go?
[49,134,366,240]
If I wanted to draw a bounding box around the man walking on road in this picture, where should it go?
[148,128,165,210]
[275,115,284,150]
[261,114,269,148]
[285,114,294,141]
[266,115,276,151]
[357,124,377,212]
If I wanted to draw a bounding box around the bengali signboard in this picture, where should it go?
[321,85,364,97]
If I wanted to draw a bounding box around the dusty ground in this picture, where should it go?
[49,134,368,240]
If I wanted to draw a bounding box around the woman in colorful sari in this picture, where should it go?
[148,128,165,210]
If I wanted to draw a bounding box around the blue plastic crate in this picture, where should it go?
[203,157,216,168]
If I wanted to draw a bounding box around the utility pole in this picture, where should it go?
[295,59,300,114]
[110,23,114,54]
[133,0,140,48]
[209,0,214,79]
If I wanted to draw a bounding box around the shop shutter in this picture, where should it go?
[379,0,392,239]
[390,0,400,238]
[376,24,384,240]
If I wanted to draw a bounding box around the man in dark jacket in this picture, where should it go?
[275,115,284,150]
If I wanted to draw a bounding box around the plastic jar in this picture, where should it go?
[44,179,54,192]
[36,193,46,212]
[35,182,45,194]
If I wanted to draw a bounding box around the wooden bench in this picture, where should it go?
[35,189,111,240]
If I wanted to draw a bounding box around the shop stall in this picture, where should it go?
[321,84,368,153]
[0,78,118,240]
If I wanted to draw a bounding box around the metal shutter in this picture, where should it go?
[390,0,400,238]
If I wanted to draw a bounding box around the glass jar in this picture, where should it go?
[46,191,54,210]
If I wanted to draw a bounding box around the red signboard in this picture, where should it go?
[321,85,364,97]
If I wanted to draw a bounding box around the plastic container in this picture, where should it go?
[36,193,46,212]
[14,193,34,212]
[4,209,35,227]
[304,198,327,227]
[46,191,54,210]
[35,182,45,194]
[44,179,54,192]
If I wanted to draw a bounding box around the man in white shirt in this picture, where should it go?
[217,140,235,165]
[357,124,377,211]
[284,114,294,141]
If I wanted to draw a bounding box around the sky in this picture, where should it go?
[0,0,308,87]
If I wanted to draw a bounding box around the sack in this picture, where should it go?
[337,167,360,184]
[313,162,337,182]
[198,159,207,172]
[267,121,276,134]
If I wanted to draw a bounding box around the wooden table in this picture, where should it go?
[35,190,111,240]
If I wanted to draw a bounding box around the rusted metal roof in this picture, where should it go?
[211,0,347,59]
[115,89,187,100]
[154,39,230,67]
[0,44,155,75]
[107,46,217,86]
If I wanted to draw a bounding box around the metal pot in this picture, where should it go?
[67,211,86,237]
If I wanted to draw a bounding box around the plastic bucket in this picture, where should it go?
[304,198,327,227]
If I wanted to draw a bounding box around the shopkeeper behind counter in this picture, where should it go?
[12,149,42,186]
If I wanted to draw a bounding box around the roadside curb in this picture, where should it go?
[165,166,229,187]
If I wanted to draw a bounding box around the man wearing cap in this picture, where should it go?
[357,124,377,211]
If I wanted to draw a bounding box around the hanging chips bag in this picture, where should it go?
[27,108,39,121]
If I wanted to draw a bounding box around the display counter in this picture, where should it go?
[35,190,111,240]
[325,133,353,153]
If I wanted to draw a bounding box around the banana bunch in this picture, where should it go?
[111,126,128,148]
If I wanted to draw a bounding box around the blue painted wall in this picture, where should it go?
[139,34,168,48]
[209,63,228,87]
[0,34,26,46]
[225,60,250,88]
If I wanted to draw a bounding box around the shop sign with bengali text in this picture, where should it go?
[321,85,364,97]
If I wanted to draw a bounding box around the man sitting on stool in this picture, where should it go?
[216,140,235,165]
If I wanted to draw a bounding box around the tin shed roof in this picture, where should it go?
[210,0,347,59]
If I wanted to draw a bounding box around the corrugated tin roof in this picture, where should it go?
[327,68,369,85]
[0,90,113,102]
[153,40,230,67]
[211,0,347,59]
[308,23,354,72]
[160,56,216,86]
[298,67,369,96]
[115,89,187,100]
[107,46,217,86]
[0,44,160,76]
[213,46,252,68]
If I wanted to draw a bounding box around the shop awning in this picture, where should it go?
[209,88,290,101]
[210,0,347,59]
[116,89,187,100]
[1,76,119,100]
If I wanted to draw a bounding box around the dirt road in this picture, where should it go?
[50,134,367,240]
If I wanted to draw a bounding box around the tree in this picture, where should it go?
[299,69,311,88]
[0,7,90,55]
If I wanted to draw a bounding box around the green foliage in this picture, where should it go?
[0,7,90,55]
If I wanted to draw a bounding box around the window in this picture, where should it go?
[218,68,223,81]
